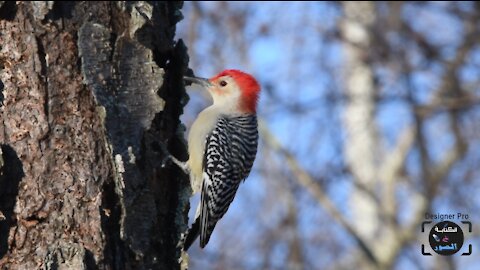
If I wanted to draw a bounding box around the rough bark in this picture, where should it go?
[0,1,190,269]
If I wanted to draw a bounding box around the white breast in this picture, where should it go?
[187,106,221,193]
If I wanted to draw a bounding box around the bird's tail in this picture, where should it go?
[183,218,200,251]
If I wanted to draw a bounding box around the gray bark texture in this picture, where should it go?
[0,1,191,269]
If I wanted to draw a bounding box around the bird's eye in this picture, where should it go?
[219,80,228,87]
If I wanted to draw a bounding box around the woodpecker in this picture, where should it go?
[176,69,260,250]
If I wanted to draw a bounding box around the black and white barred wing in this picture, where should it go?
[199,115,258,247]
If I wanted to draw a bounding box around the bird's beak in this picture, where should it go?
[183,76,213,88]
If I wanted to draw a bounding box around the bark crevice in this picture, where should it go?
[0,145,24,259]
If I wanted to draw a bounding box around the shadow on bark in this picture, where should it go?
[0,1,17,21]
[0,144,24,258]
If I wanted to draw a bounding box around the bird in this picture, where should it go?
[167,69,260,249]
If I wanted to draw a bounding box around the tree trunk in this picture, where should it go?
[341,1,381,268]
[0,1,190,269]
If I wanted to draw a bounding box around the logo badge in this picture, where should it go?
[428,221,463,256]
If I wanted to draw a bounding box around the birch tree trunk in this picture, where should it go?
[0,2,190,269]
[341,1,381,268]
[342,0,378,236]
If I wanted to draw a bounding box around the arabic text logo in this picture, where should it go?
[428,221,463,256]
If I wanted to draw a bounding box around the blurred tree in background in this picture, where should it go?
[178,2,480,269]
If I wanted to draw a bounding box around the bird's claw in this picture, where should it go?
[159,142,189,174]
[159,142,172,168]
[161,155,172,168]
